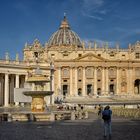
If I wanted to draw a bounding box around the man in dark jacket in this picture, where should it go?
[102,105,112,138]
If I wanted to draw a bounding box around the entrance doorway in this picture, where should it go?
[134,79,140,94]
[87,84,92,95]
[97,88,101,95]
[63,85,68,97]
[109,84,114,94]
[78,88,82,96]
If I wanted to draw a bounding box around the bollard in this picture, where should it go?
[8,113,12,122]
[50,113,55,121]
[71,112,75,120]
[84,111,88,119]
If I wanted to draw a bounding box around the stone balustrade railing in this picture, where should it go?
[112,108,140,119]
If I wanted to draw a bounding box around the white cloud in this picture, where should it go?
[82,12,103,20]
[83,0,104,10]
[82,0,105,20]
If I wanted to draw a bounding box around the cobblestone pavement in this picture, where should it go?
[0,113,140,140]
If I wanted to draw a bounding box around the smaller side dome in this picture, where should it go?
[48,16,82,48]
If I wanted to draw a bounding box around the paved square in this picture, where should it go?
[0,113,140,140]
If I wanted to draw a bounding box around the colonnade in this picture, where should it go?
[0,73,26,106]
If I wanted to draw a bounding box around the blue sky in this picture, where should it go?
[0,0,140,60]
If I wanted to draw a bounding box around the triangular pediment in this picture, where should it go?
[74,53,106,61]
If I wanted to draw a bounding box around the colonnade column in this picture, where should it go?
[94,67,97,95]
[0,75,4,105]
[70,67,73,96]
[25,74,28,81]
[102,68,105,95]
[105,68,109,95]
[74,68,78,96]
[16,74,19,88]
[4,73,9,106]
[82,67,86,96]
[116,68,120,94]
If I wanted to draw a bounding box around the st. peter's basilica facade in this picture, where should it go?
[0,16,140,106]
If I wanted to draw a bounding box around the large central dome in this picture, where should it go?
[48,16,82,48]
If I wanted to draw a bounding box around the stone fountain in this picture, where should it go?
[23,67,53,112]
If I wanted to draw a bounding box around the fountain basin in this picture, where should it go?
[23,91,53,112]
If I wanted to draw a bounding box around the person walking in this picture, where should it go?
[98,104,103,117]
[102,105,112,138]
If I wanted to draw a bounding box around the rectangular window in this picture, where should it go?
[135,53,140,59]
[110,54,114,57]
[63,54,68,56]
[51,54,55,57]
[78,54,82,57]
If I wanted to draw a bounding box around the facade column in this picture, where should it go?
[127,68,130,94]
[70,67,73,96]
[4,73,9,106]
[94,67,97,95]
[50,66,55,104]
[132,68,135,94]
[105,68,109,95]
[82,67,86,96]
[102,68,105,95]
[74,68,78,96]
[116,68,120,94]
[58,67,61,96]
[128,68,134,95]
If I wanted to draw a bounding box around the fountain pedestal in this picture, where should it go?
[32,97,45,112]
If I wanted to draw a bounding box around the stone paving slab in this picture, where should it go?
[0,113,140,140]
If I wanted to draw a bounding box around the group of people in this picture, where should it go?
[98,105,112,138]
